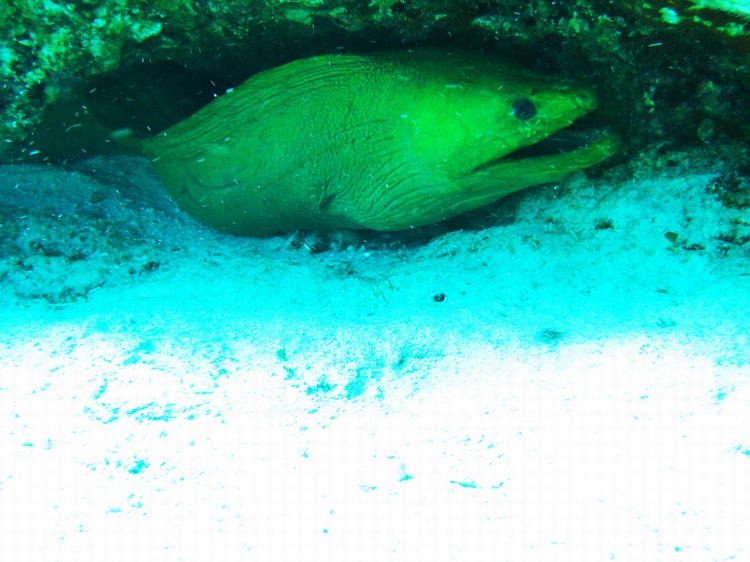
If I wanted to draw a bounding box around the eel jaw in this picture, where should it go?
[447,126,621,214]
[475,127,622,176]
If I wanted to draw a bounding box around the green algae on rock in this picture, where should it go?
[690,0,750,19]
[142,49,620,236]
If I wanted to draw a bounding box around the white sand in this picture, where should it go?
[1,152,748,561]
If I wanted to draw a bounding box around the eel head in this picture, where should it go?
[390,50,621,226]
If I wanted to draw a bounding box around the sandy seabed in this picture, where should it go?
[1,153,748,561]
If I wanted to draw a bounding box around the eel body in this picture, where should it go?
[142,49,620,235]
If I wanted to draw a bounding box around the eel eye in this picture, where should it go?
[512,98,536,120]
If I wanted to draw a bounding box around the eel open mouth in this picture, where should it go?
[503,127,614,161]
[474,123,621,175]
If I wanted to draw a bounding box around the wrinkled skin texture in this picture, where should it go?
[143,49,621,236]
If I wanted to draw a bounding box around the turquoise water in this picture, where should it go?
[1,2,749,560]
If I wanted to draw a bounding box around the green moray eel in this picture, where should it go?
[141,49,621,236]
